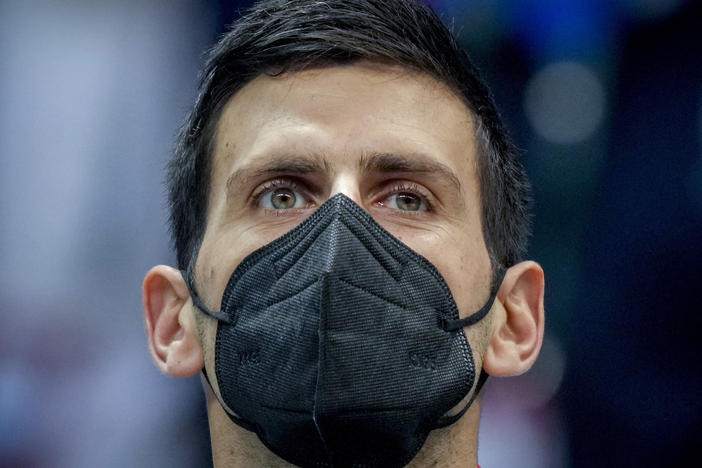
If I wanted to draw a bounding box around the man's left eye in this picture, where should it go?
[387,192,427,212]
[259,187,306,210]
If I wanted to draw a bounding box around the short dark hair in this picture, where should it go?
[167,0,531,281]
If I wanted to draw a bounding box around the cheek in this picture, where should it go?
[445,249,492,317]
[411,229,492,318]
[195,224,277,306]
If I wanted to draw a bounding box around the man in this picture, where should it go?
[142,0,545,466]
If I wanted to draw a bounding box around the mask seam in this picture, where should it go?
[251,277,320,315]
[271,213,339,279]
[334,276,408,314]
[337,215,406,283]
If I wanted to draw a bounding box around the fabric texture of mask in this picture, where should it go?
[183,193,501,468]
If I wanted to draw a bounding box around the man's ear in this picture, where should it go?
[483,261,545,376]
[143,265,203,377]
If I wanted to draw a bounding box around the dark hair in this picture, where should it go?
[168,0,531,280]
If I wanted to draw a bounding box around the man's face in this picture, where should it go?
[195,62,492,359]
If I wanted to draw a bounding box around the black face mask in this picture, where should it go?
[182,194,502,468]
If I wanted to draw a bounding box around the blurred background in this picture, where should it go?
[1,0,700,466]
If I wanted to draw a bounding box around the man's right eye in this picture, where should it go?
[256,182,309,210]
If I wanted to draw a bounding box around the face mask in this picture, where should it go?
[182,193,502,468]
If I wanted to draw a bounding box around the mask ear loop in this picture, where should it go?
[199,368,258,433]
[439,267,505,332]
[434,266,506,428]
[180,270,233,324]
[433,369,489,429]
[179,270,257,432]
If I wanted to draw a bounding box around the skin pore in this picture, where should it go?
[143,61,545,467]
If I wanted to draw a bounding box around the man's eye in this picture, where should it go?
[259,187,306,210]
[388,192,427,212]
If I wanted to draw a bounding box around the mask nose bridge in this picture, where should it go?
[319,216,344,274]
[270,194,353,283]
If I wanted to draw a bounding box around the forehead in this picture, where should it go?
[210,62,478,190]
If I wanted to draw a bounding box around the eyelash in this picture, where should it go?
[379,181,434,212]
[251,178,434,213]
[251,177,311,206]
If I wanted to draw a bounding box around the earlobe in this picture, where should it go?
[483,261,545,377]
[143,265,204,378]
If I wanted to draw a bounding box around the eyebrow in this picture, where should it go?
[226,153,331,198]
[358,152,463,194]
[225,151,464,197]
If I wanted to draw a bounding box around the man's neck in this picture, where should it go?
[406,400,481,468]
